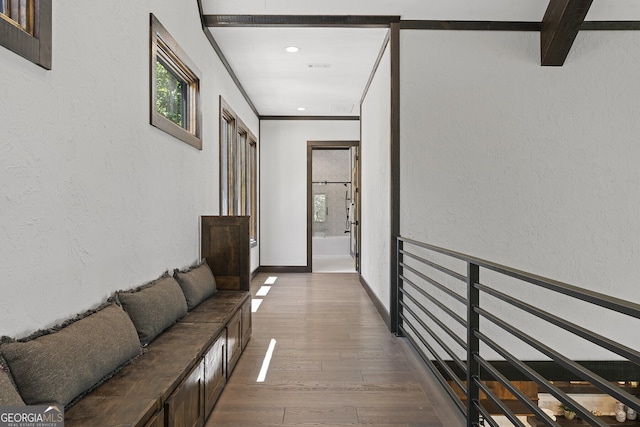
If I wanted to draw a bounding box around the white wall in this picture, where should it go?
[0,0,258,338]
[360,45,391,312]
[260,120,360,266]
[400,30,640,359]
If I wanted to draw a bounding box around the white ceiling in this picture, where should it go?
[210,27,388,116]
[202,0,640,117]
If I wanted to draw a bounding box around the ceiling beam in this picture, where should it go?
[581,21,640,30]
[401,21,540,31]
[204,15,400,28]
[541,0,593,66]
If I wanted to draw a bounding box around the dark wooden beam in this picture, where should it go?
[541,0,593,66]
[260,115,359,121]
[401,20,540,31]
[204,15,400,28]
[389,22,401,335]
[196,0,260,117]
[582,21,640,30]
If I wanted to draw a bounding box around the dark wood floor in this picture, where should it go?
[206,272,465,427]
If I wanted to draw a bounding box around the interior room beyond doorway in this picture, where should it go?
[309,143,359,273]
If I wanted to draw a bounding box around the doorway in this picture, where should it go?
[307,141,360,273]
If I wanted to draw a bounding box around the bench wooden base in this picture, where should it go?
[65,291,251,427]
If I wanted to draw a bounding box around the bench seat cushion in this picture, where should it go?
[174,262,217,310]
[65,321,221,427]
[0,367,24,406]
[0,304,140,407]
[118,276,188,345]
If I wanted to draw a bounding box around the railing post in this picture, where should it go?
[396,238,404,336]
[391,237,401,334]
[467,263,480,426]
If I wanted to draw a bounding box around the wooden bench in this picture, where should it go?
[0,216,252,426]
[65,216,253,426]
[65,290,251,427]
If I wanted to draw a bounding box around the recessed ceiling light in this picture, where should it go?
[297,107,306,111]
[285,46,299,53]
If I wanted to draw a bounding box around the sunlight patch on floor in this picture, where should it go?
[256,339,277,383]
[256,286,271,296]
[251,299,263,313]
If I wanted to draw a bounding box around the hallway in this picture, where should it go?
[206,272,464,426]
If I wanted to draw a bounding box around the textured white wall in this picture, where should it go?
[260,120,360,266]
[0,0,258,338]
[360,45,391,312]
[400,30,640,359]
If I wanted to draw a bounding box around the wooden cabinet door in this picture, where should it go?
[165,361,204,427]
[201,216,250,291]
[204,331,226,416]
[226,310,242,377]
[144,408,164,427]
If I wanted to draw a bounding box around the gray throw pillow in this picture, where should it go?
[0,364,24,406]
[118,275,188,345]
[0,304,141,407]
[174,262,217,310]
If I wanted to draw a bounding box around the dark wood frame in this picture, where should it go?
[196,0,259,117]
[389,22,401,334]
[235,117,249,216]
[150,14,202,150]
[219,96,259,247]
[541,0,593,66]
[307,140,360,272]
[261,115,359,121]
[219,96,237,215]
[0,0,51,69]
[400,20,541,31]
[248,135,258,245]
[204,15,400,28]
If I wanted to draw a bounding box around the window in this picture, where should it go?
[248,136,257,242]
[1,0,32,32]
[150,14,201,149]
[220,104,235,215]
[0,0,51,68]
[220,97,258,245]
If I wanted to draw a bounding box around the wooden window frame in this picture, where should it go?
[150,14,201,150]
[219,96,258,246]
[248,136,258,244]
[220,98,236,215]
[0,0,51,69]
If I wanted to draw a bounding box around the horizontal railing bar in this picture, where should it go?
[401,328,468,416]
[477,282,640,365]
[475,378,527,427]
[400,262,467,304]
[476,330,609,426]
[400,290,467,350]
[401,320,468,393]
[400,302,467,373]
[399,237,640,319]
[477,404,500,427]
[400,275,466,326]
[477,306,640,411]
[477,356,561,427]
[400,248,467,282]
